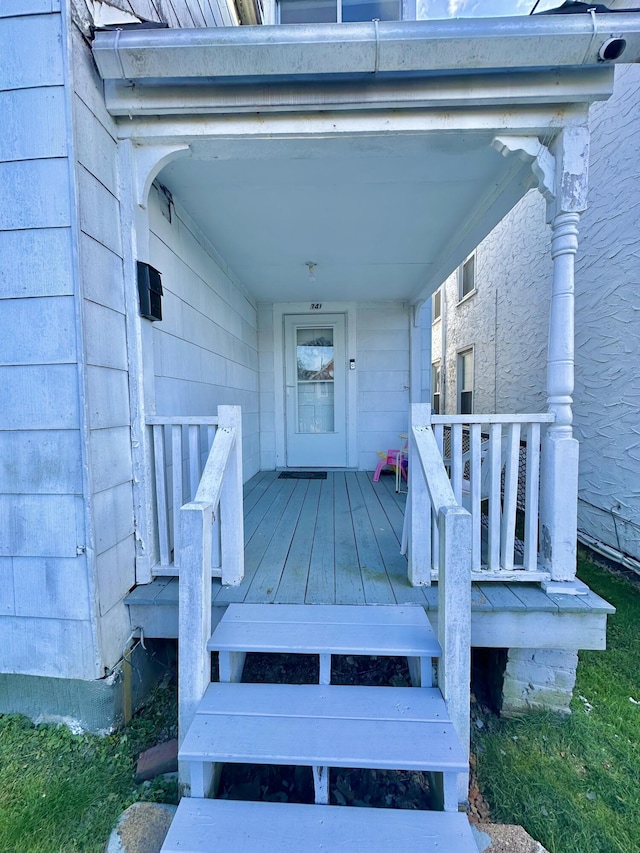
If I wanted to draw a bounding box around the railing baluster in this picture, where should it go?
[469,423,482,572]
[153,425,171,566]
[424,413,553,581]
[208,425,221,570]
[189,424,200,500]
[501,423,521,571]
[146,417,221,576]
[432,424,444,572]
[451,423,463,503]
[487,424,502,571]
[524,422,541,571]
[172,424,183,569]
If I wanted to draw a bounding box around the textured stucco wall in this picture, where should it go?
[433,190,551,418]
[434,65,640,563]
[573,65,640,562]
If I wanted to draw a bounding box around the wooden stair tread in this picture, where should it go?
[161,798,478,853]
[180,684,466,772]
[209,603,441,657]
[196,682,449,722]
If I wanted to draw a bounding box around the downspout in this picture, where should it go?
[441,283,447,414]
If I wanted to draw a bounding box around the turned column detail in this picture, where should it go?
[546,211,580,435]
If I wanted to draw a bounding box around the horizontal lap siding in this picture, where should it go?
[0,9,97,678]
[357,303,410,471]
[257,306,276,470]
[72,24,136,666]
[149,190,260,479]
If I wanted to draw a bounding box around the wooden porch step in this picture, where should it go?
[180,682,466,805]
[210,603,439,656]
[160,797,477,853]
[209,603,440,684]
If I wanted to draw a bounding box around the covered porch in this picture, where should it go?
[89,17,628,597]
[87,14,636,803]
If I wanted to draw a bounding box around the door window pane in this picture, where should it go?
[296,327,335,433]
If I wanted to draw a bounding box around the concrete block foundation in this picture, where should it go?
[0,639,172,734]
[501,647,579,717]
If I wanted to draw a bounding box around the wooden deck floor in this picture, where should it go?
[215,470,420,607]
[126,470,615,650]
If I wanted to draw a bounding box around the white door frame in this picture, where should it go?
[273,302,358,469]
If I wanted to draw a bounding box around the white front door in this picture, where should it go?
[284,314,348,468]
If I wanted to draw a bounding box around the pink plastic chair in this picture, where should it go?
[373,448,408,484]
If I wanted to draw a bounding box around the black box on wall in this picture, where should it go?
[137,261,163,321]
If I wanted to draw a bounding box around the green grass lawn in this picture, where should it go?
[0,676,178,853]
[475,550,640,853]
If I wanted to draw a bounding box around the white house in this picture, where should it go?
[2,0,640,846]
[432,61,640,574]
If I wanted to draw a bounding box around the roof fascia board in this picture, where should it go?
[102,66,614,117]
[112,101,591,144]
[92,14,640,83]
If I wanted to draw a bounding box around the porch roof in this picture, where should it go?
[91,13,640,303]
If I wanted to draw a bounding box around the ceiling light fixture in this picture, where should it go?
[306,261,317,284]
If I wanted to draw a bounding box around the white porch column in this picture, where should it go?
[539,211,581,581]
[494,127,589,585]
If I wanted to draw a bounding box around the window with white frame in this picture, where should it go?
[432,288,441,322]
[458,254,476,302]
[431,362,441,415]
[277,0,409,23]
[457,348,473,415]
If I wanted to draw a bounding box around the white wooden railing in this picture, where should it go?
[408,403,471,800]
[148,415,222,575]
[430,412,555,581]
[178,405,244,793]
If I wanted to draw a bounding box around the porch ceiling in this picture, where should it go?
[158,130,533,303]
[92,13,640,303]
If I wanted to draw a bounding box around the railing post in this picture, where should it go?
[437,504,471,803]
[178,503,213,794]
[408,403,431,585]
[219,405,244,586]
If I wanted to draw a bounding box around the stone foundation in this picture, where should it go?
[501,648,578,716]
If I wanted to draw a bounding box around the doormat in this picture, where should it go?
[278,471,327,480]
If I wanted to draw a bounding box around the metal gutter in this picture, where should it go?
[92,14,640,83]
